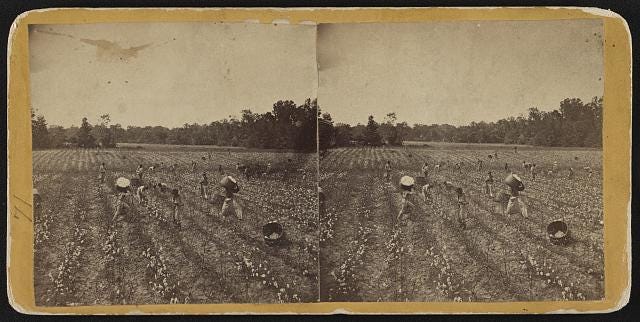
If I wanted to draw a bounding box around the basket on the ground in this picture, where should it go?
[263,221,284,246]
[547,220,570,245]
[415,176,426,186]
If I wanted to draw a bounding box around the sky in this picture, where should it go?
[29,22,318,128]
[317,19,603,126]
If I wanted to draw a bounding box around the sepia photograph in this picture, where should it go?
[29,22,319,305]
[317,20,604,302]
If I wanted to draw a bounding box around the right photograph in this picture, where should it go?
[317,20,604,302]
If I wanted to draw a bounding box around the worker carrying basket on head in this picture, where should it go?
[113,177,133,221]
[504,173,528,218]
[397,176,427,221]
[219,175,243,220]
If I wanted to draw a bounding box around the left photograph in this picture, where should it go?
[29,22,319,305]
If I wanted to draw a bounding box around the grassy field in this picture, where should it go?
[319,145,603,302]
[32,148,318,305]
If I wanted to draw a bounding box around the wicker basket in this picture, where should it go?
[547,220,570,245]
[263,221,285,246]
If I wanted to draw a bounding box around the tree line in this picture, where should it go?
[319,97,603,149]
[31,99,318,152]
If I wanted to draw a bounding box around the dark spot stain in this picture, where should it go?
[613,44,616,47]
[107,81,111,84]
[173,38,176,41]
[585,39,589,43]
[125,80,128,84]
[80,38,152,62]
[598,77,602,81]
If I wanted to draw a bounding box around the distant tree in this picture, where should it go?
[365,115,382,146]
[47,125,67,148]
[76,117,97,148]
[31,109,50,149]
[318,112,334,151]
[333,123,353,146]
[94,114,117,148]
[379,112,400,145]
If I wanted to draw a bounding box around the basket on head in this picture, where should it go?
[504,174,525,191]
[115,177,130,193]
[547,220,570,245]
[263,221,284,246]
[399,176,415,191]
[220,176,239,193]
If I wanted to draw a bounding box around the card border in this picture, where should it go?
[6,7,631,314]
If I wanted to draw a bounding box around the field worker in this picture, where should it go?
[455,162,462,173]
[421,181,434,204]
[243,166,250,180]
[384,161,392,181]
[435,163,441,172]
[218,164,223,175]
[455,187,469,229]
[136,184,149,206]
[568,167,574,179]
[220,176,243,220]
[504,162,509,172]
[584,166,593,178]
[552,161,559,174]
[159,161,164,172]
[171,187,183,225]
[191,160,197,173]
[522,160,527,170]
[136,164,144,181]
[397,176,417,221]
[199,172,209,199]
[494,191,510,215]
[98,162,107,184]
[208,152,212,160]
[504,174,528,218]
[514,146,518,154]
[156,182,169,193]
[484,171,494,197]
[319,186,326,212]
[148,165,155,172]
[421,162,429,178]
[531,164,538,180]
[33,188,42,209]
[266,162,272,175]
[494,151,498,159]
[113,177,132,221]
